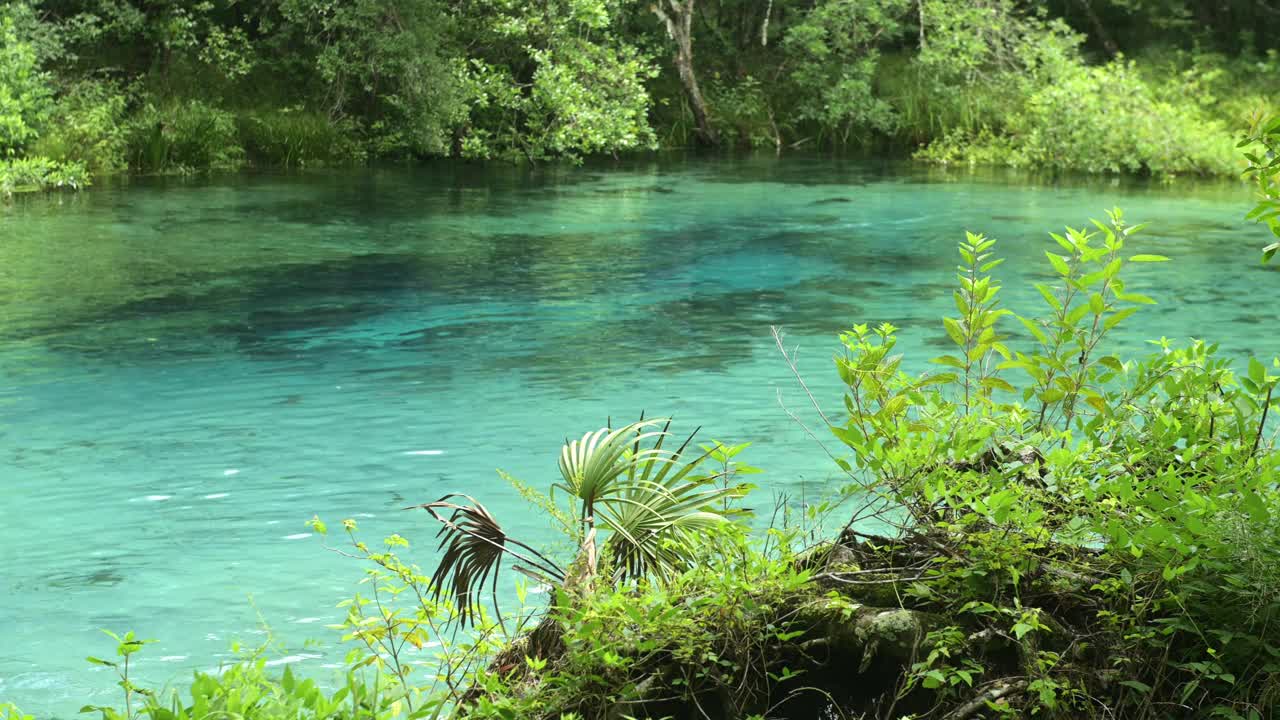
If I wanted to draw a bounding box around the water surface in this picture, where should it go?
[1,157,1273,715]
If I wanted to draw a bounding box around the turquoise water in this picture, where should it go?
[0,157,1274,716]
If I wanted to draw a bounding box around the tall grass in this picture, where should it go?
[126,99,244,174]
[875,52,1021,147]
[237,108,361,167]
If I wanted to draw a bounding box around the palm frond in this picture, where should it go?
[556,420,673,513]
[586,423,746,582]
[600,477,744,582]
[412,494,565,628]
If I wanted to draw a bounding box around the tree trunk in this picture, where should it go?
[1076,0,1119,56]
[652,0,719,146]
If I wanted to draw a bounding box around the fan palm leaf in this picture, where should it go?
[600,476,744,582]
[412,494,565,628]
[555,420,673,518]
[414,418,749,627]
[575,419,746,582]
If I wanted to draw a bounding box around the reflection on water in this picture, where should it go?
[0,156,1273,715]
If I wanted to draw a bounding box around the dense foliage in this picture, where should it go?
[0,0,1276,188]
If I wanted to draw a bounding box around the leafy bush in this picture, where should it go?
[704,75,781,150]
[896,4,1242,176]
[918,60,1240,176]
[779,0,909,145]
[276,0,469,158]
[880,0,1081,145]
[126,99,244,173]
[31,80,129,174]
[816,216,1280,716]
[0,156,89,195]
[523,41,658,161]
[74,629,405,720]
[1244,111,1280,261]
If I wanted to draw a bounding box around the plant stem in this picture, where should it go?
[1253,386,1273,456]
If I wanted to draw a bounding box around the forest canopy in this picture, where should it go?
[0,0,1277,181]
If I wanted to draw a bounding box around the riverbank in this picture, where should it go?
[4,0,1275,197]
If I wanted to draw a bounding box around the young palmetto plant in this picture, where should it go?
[412,418,749,628]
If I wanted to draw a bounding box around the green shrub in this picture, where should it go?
[126,99,244,174]
[0,156,89,195]
[1134,48,1280,127]
[1244,110,1280,261]
[32,80,129,174]
[75,629,405,720]
[918,60,1240,176]
[704,75,781,150]
[879,0,1081,146]
[236,108,361,167]
[821,218,1280,715]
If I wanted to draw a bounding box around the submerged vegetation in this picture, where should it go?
[0,0,1277,190]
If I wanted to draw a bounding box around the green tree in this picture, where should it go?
[780,0,910,144]
[273,0,466,157]
[458,0,658,160]
[651,0,718,145]
[0,9,52,155]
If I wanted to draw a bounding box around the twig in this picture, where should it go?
[942,680,1027,720]
[772,326,833,427]
[1253,385,1273,456]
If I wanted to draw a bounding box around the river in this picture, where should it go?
[0,156,1273,715]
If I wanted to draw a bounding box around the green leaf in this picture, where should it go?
[1097,356,1124,372]
[1129,254,1169,262]
[1119,680,1152,694]
[1243,491,1270,525]
[1249,357,1267,385]
[1104,307,1139,330]
[942,317,966,347]
[931,355,966,369]
[1045,251,1071,277]
[1115,291,1156,305]
[1034,283,1063,312]
[980,377,1015,393]
[1017,316,1049,344]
